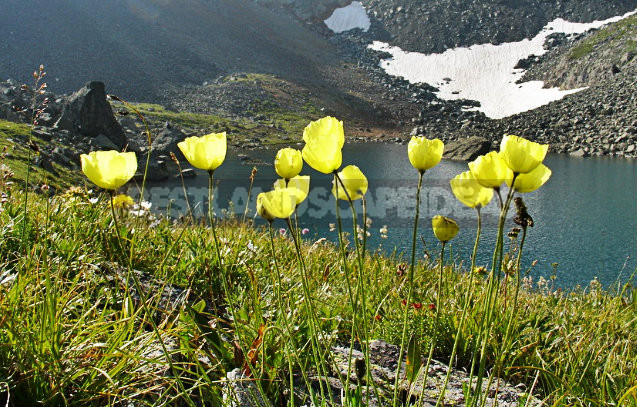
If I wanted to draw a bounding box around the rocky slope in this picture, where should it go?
[522,14,637,88]
[360,0,637,53]
[404,12,637,158]
[3,0,637,161]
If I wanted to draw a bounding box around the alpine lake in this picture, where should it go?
[137,142,637,290]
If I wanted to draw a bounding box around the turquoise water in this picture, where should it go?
[142,143,637,289]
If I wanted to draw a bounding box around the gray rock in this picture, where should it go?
[54,81,127,149]
[570,149,588,157]
[224,368,267,407]
[92,134,120,150]
[444,136,492,161]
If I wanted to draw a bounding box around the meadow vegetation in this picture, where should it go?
[0,108,635,407]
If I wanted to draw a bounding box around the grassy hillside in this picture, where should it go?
[0,182,634,405]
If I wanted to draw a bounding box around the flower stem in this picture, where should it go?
[437,207,482,406]
[471,178,517,407]
[392,169,424,407]
[285,217,334,405]
[267,223,313,402]
[418,241,446,406]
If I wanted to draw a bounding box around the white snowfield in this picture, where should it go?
[324,1,370,33]
[368,9,637,119]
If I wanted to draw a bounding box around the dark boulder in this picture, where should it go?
[54,81,127,149]
[443,136,492,161]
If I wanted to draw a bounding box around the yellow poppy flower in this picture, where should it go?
[332,165,368,201]
[302,116,344,174]
[408,136,444,172]
[177,132,227,171]
[499,135,548,174]
[506,164,552,193]
[274,148,303,180]
[256,193,275,222]
[274,175,310,206]
[450,170,493,208]
[258,189,296,220]
[80,150,137,190]
[468,151,513,189]
[431,215,459,243]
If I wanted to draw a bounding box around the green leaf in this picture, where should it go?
[405,334,422,384]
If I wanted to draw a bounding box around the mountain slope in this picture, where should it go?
[362,0,637,53]
[0,0,343,100]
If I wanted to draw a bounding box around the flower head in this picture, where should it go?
[80,150,137,190]
[302,116,344,174]
[274,148,303,179]
[450,170,493,208]
[256,194,274,222]
[112,194,134,208]
[407,137,444,172]
[499,135,548,174]
[257,189,296,221]
[468,151,513,189]
[274,175,310,206]
[332,165,368,201]
[432,215,459,243]
[177,132,227,171]
[506,163,552,193]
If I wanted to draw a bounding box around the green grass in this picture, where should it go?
[569,14,637,60]
[0,119,81,190]
[0,181,635,405]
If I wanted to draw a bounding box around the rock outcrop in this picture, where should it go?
[444,136,492,161]
[55,81,127,149]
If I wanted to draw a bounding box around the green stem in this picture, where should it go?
[392,170,424,406]
[207,171,269,403]
[267,223,312,404]
[175,158,194,224]
[334,174,380,403]
[437,207,482,406]
[418,241,446,406]
[471,178,517,407]
[333,173,359,402]
[490,224,528,400]
[285,217,333,405]
[110,190,195,406]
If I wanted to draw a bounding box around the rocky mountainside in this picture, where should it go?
[360,0,637,53]
[406,14,637,158]
[3,0,637,163]
[522,14,637,88]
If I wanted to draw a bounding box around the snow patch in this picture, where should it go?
[369,9,637,119]
[324,1,370,33]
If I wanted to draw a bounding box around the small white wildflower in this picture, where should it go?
[379,225,388,239]
[329,223,336,232]
[140,201,152,210]
[89,197,99,204]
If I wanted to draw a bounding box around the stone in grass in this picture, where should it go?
[224,368,267,407]
[291,340,535,406]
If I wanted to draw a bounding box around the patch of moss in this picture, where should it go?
[568,14,637,60]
